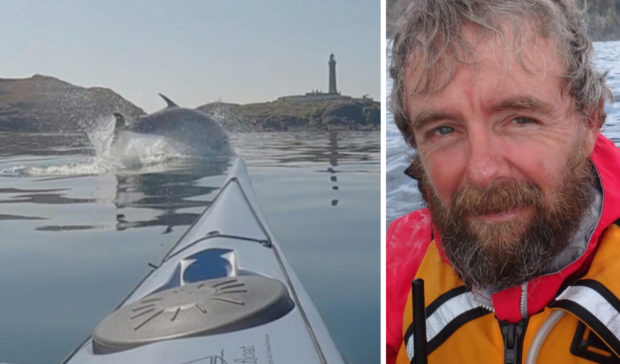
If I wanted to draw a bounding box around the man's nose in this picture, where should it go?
[464,129,507,187]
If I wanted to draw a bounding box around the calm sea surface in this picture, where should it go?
[387,40,620,225]
[0,128,379,363]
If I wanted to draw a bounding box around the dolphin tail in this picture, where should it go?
[112,112,127,142]
[113,112,126,130]
[159,93,179,108]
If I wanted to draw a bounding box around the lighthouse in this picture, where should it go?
[328,54,338,95]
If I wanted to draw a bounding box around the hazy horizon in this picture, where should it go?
[1,0,380,112]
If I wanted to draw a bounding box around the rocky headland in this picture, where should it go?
[198,97,379,132]
[0,75,379,133]
[0,75,144,132]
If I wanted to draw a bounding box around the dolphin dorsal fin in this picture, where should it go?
[159,93,178,108]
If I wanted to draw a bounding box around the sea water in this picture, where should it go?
[387,40,620,225]
[0,119,379,364]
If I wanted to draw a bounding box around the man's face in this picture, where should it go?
[404,26,600,289]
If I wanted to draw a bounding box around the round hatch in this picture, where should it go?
[92,275,294,354]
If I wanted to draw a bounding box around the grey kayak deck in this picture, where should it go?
[64,158,343,363]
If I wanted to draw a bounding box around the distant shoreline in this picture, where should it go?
[0,75,379,133]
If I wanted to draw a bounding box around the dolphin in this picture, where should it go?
[112,94,232,155]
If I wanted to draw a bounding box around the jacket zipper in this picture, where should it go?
[500,319,527,364]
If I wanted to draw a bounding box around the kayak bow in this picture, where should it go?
[64,158,344,363]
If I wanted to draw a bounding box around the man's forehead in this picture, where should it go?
[404,21,566,97]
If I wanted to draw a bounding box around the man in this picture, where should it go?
[387,1,620,363]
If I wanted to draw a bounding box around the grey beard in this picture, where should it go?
[427,161,594,291]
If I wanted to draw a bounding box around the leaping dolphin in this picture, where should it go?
[112,94,232,155]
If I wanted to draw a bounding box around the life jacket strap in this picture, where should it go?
[404,286,491,362]
[551,279,620,357]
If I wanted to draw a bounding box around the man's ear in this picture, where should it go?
[584,101,604,154]
[590,100,606,128]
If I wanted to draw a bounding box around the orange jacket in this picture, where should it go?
[387,135,620,363]
[396,224,620,363]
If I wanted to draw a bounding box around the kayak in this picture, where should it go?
[63,158,344,363]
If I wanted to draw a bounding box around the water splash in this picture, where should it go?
[107,130,190,169]
[0,115,210,177]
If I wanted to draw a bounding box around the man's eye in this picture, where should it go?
[512,116,537,125]
[433,126,454,135]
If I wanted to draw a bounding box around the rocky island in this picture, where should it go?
[0,55,379,133]
[0,74,144,132]
[198,97,379,132]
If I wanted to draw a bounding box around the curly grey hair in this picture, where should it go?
[390,0,612,148]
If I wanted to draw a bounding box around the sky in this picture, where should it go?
[0,0,380,112]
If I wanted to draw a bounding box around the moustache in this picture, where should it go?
[450,182,542,218]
